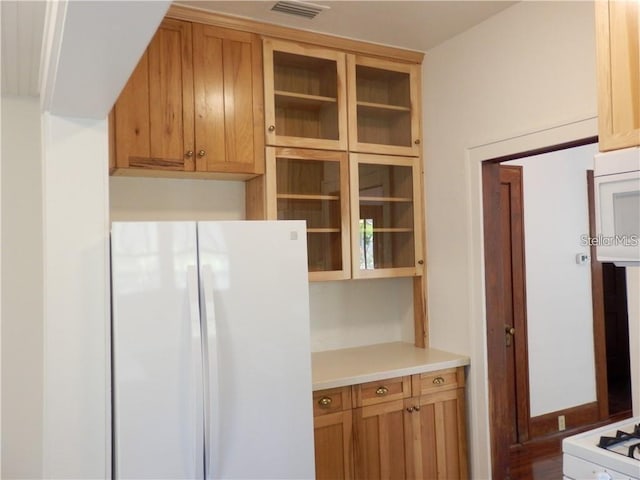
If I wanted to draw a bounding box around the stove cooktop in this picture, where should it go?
[598,423,640,460]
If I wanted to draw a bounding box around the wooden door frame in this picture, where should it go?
[482,137,602,479]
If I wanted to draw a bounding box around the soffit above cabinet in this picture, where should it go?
[174,1,517,53]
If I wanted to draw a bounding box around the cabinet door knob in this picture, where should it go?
[185,150,194,158]
[418,260,424,265]
[268,125,276,132]
[414,405,421,411]
[432,376,445,385]
[197,150,206,157]
[414,139,421,145]
[406,406,415,413]
[375,386,389,396]
[318,396,333,408]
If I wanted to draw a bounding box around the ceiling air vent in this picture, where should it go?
[270,1,328,19]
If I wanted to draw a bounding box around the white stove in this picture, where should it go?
[563,417,640,480]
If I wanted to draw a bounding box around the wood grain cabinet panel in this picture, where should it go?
[595,0,640,151]
[316,369,469,480]
[111,19,264,177]
[313,387,354,480]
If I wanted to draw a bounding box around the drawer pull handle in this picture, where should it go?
[318,396,333,408]
[432,376,445,385]
[375,386,389,396]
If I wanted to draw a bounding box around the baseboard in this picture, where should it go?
[528,402,599,439]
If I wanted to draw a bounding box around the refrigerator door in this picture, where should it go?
[197,221,315,480]
[111,222,204,479]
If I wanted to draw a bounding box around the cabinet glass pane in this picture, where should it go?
[273,51,339,140]
[276,157,343,272]
[358,163,415,270]
[355,65,412,147]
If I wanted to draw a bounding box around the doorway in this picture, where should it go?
[482,138,632,479]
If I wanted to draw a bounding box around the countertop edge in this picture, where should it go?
[311,344,470,391]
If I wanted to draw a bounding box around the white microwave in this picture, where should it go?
[593,147,640,266]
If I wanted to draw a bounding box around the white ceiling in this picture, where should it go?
[1,0,516,98]
[178,1,517,53]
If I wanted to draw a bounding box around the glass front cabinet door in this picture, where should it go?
[266,147,351,281]
[347,55,421,157]
[350,153,424,278]
[263,39,348,151]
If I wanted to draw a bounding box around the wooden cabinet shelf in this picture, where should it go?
[357,101,412,114]
[275,91,338,109]
[277,193,340,201]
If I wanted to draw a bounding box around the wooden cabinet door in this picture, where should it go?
[353,400,410,479]
[596,0,640,151]
[350,153,425,279]
[314,410,354,480]
[193,25,264,175]
[113,18,195,172]
[265,147,351,281]
[263,39,348,151]
[347,55,421,157]
[406,389,469,480]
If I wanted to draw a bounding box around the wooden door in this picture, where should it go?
[113,18,195,171]
[407,389,468,480]
[353,400,409,479]
[499,166,530,446]
[192,25,264,175]
[595,0,640,150]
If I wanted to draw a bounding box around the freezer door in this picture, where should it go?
[111,222,204,479]
[197,221,315,480]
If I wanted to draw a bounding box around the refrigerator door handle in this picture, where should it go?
[187,265,205,479]
[200,264,220,479]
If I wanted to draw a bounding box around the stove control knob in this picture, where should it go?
[595,472,611,480]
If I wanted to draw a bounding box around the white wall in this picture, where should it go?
[41,114,110,478]
[423,2,598,477]
[1,96,43,478]
[109,177,414,352]
[505,143,598,416]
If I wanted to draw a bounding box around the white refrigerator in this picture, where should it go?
[111,221,315,479]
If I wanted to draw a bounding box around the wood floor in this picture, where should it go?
[510,445,563,480]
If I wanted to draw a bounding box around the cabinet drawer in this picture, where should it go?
[412,367,463,395]
[313,387,352,416]
[353,376,411,407]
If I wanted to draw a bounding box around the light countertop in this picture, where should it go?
[311,342,470,391]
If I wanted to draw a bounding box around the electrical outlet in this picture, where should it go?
[558,415,566,431]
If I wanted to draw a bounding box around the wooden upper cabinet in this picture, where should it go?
[263,39,348,151]
[347,55,422,157]
[111,18,264,177]
[350,153,424,279]
[113,19,195,172]
[595,0,640,151]
[265,147,351,281]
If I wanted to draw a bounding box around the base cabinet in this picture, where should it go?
[313,368,468,480]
